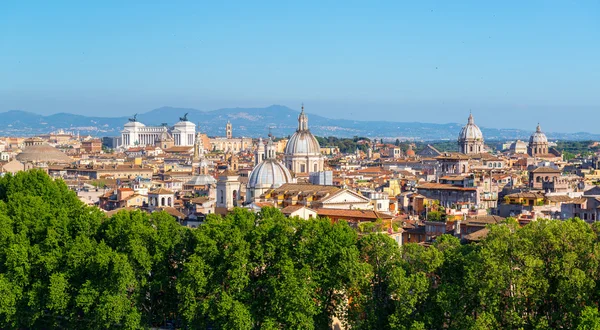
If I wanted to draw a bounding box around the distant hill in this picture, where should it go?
[0,105,598,141]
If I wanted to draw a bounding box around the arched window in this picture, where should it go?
[161,197,165,206]
[168,197,172,207]
[314,163,318,172]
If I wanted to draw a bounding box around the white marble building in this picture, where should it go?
[121,114,196,148]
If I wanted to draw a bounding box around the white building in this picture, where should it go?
[121,114,196,148]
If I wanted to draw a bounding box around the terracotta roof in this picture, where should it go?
[155,207,186,219]
[545,195,573,203]
[436,153,470,160]
[463,227,490,241]
[531,166,561,173]
[255,202,276,208]
[268,183,340,195]
[190,197,211,204]
[315,208,393,220]
[505,192,545,199]
[463,215,504,225]
[163,146,194,153]
[281,205,316,214]
[417,183,476,191]
[149,188,174,195]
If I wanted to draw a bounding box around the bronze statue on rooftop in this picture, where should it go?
[128,114,138,122]
[180,113,189,122]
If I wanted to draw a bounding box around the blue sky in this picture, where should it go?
[1,1,598,132]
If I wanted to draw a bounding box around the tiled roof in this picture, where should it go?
[463,215,504,225]
[155,207,186,219]
[149,188,174,195]
[281,205,315,214]
[531,166,561,173]
[463,228,490,241]
[417,183,476,191]
[315,208,393,220]
[268,183,340,195]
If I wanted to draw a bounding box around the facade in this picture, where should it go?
[148,188,175,208]
[458,113,484,154]
[121,115,196,148]
[215,171,241,215]
[81,139,102,153]
[284,106,325,174]
[529,166,562,190]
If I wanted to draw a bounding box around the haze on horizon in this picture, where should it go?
[1,1,598,133]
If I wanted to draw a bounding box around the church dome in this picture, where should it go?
[529,124,548,144]
[248,159,293,189]
[458,113,484,141]
[285,131,321,155]
[186,174,217,186]
[284,106,321,155]
[16,144,73,164]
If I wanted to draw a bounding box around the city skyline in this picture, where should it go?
[1,1,599,132]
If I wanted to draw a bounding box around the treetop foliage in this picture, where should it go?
[1,170,600,329]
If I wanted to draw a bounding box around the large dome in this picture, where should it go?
[285,131,321,155]
[458,113,484,141]
[529,124,548,144]
[16,144,73,164]
[248,159,293,189]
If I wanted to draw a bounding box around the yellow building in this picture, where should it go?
[383,178,402,197]
[504,192,546,206]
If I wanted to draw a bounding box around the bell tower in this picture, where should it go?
[226,120,232,139]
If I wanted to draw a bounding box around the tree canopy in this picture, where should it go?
[1,169,600,329]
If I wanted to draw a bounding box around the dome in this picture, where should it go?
[458,113,484,141]
[529,124,548,144]
[510,140,527,148]
[186,174,217,186]
[248,159,293,189]
[16,144,73,164]
[285,130,321,155]
[284,105,321,156]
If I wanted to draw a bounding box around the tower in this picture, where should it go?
[193,132,204,161]
[216,170,241,215]
[226,120,232,139]
[266,137,277,159]
[255,138,265,166]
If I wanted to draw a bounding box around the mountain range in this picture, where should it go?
[0,105,598,141]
